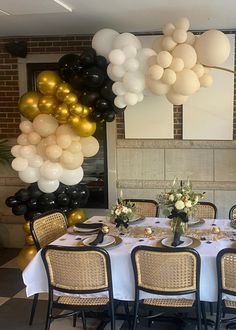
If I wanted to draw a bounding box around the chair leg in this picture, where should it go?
[201,302,208,330]
[81,310,86,330]
[110,302,116,330]
[132,301,139,330]
[209,302,214,316]
[124,302,131,328]
[45,299,53,330]
[196,300,202,330]
[29,293,39,325]
[72,313,77,327]
[215,301,222,330]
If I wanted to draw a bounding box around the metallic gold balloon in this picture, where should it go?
[54,103,70,122]
[81,106,90,118]
[23,221,31,234]
[18,91,41,120]
[38,95,59,114]
[17,245,37,270]
[69,103,84,116]
[64,92,78,105]
[68,114,81,127]
[67,208,87,226]
[25,234,35,246]
[71,117,96,137]
[36,71,61,96]
[56,82,73,101]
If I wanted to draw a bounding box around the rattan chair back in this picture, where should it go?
[123,199,158,217]
[132,246,199,294]
[229,205,236,220]
[195,202,217,219]
[42,246,110,292]
[217,248,236,294]
[31,210,67,250]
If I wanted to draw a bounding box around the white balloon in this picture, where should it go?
[40,160,63,180]
[113,32,141,50]
[11,157,28,171]
[20,145,37,159]
[162,69,177,85]
[112,82,126,96]
[122,45,137,58]
[107,64,119,81]
[124,92,138,106]
[38,177,59,193]
[169,57,184,72]
[17,134,29,146]
[80,136,100,157]
[56,134,72,149]
[162,23,175,36]
[172,44,197,69]
[172,29,187,44]
[60,150,84,170]
[45,144,63,161]
[199,74,213,87]
[11,145,22,157]
[161,36,177,51]
[33,114,58,137]
[60,167,84,185]
[19,121,33,134]
[27,132,41,145]
[124,58,139,71]
[112,65,126,79]
[67,141,82,154]
[28,155,43,168]
[114,95,127,108]
[136,48,156,72]
[157,51,172,68]
[175,17,190,31]
[166,89,189,105]
[194,30,230,66]
[137,93,144,102]
[92,28,119,59]
[123,72,145,93]
[19,167,40,183]
[148,65,164,80]
[173,69,200,95]
[109,49,126,65]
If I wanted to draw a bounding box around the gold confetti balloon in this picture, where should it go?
[67,208,87,226]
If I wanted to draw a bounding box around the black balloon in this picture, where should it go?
[100,81,115,102]
[79,48,96,66]
[12,204,27,216]
[27,197,38,210]
[69,73,83,90]
[59,206,70,214]
[37,194,57,212]
[80,90,99,106]
[81,66,105,89]
[57,193,70,206]
[5,196,20,207]
[15,188,30,202]
[103,110,116,122]
[95,55,107,69]
[69,199,81,208]
[24,211,42,221]
[56,183,67,194]
[27,184,42,199]
[58,53,82,82]
[112,104,126,114]
[95,98,110,112]
[89,111,104,123]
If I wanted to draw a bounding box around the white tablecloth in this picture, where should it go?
[23,217,236,302]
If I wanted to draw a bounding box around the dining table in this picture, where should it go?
[22,216,236,303]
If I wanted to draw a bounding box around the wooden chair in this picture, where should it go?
[229,205,236,220]
[123,199,159,217]
[29,210,68,325]
[41,245,115,330]
[195,202,217,219]
[131,246,202,330]
[215,248,236,330]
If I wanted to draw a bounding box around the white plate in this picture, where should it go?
[129,216,145,223]
[73,225,100,233]
[161,236,193,248]
[83,235,115,247]
[188,218,200,225]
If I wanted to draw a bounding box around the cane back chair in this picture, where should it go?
[229,205,236,221]
[41,245,115,330]
[29,210,68,325]
[195,202,217,220]
[131,246,202,330]
[123,199,158,217]
[215,248,236,330]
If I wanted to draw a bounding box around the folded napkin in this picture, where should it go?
[89,230,105,246]
[74,222,103,229]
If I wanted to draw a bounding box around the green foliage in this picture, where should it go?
[0,139,12,164]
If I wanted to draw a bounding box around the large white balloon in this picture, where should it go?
[109,49,126,65]
[33,114,58,137]
[92,28,119,59]
[60,167,84,185]
[194,30,230,66]
[11,145,22,157]
[11,157,28,171]
[38,178,59,193]
[19,167,40,183]
[136,48,156,72]
[40,160,63,180]
[123,72,145,93]
[113,33,142,50]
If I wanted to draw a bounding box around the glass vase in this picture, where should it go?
[171,217,185,247]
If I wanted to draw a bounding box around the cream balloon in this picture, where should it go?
[80,136,99,157]
[172,29,187,44]
[146,78,170,95]
[60,167,84,185]
[17,134,29,146]
[20,145,37,159]
[45,144,62,161]
[33,114,58,137]
[60,150,84,170]
[169,57,184,72]
[56,124,77,137]
[38,178,59,193]
[162,23,175,36]
[175,17,190,31]
[19,121,33,134]
[161,36,177,51]
[157,51,172,68]
[44,134,57,146]
[162,69,177,85]
[27,132,41,145]
[67,141,82,153]
[194,30,230,66]
[19,167,40,183]
[173,69,200,95]
[172,44,197,69]
[186,32,196,45]
[148,65,164,80]
[166,89,189,105]
[40,160,63,180]
[11,157,28,171]
[92,28,119,59]
[199,74,213,87]
[11,145,22,157]
[192,63,205,78]
[56,134,72,149]
[152,36,164,53]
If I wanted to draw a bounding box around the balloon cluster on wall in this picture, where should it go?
[5,182,89,221]
[92,17,231,106]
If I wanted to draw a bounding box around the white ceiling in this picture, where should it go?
[0,0,235,37]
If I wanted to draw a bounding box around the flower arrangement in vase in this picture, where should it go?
[157,178,205,246]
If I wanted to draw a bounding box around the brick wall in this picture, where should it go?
[0,32,235,139]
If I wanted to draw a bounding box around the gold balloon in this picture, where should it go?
[23,221,31,234]
[81,106,90,118]
[25,234,35,246]
[38,95,59,114]
[18,91,41,120]
[67,208,87,226]
[54,103,70,122]
[56,82,73,101]
[36,71,61,96]
[68,114,81,127]
[64,92,78,105]
[17,245,37,270]
[71,117,96,137]
[69,103,84,116]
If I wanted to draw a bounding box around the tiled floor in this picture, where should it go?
[0,248,234,329]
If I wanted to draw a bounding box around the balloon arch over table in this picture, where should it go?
[5,17,231,268]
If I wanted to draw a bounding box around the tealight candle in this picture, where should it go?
[212,226,220,234]
[144,227,153,236]
[102,225,110,234]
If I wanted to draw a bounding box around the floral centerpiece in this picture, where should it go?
[157,178,205,246]
[110,195,136,231]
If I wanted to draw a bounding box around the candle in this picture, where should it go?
[119,189,123,199]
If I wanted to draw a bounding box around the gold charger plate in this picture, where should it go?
[78,235,122,248]
[156,236,201,249]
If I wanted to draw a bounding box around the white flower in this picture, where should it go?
[122,206,128,214]
[115,209,121,216]
[176,193,182,199]
[169,194,174,201]
[175,200,185,210]
[185,200,192,208]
